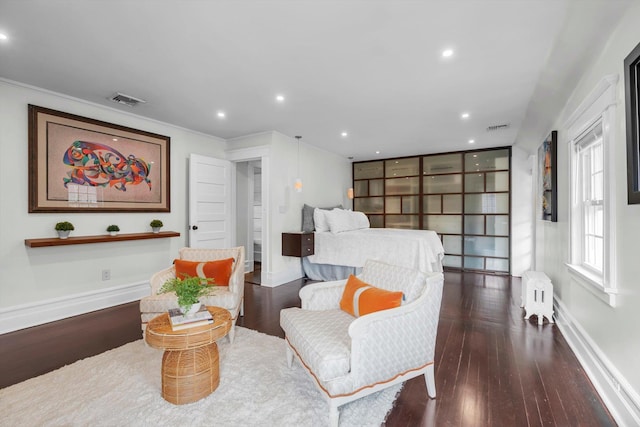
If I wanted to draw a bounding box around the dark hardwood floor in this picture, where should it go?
[0,263,616,426]
[239,266,616,427]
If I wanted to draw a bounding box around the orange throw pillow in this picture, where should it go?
[339,275,404,317]
[174,258,234,286]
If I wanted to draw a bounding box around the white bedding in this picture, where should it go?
[306,228,444,273]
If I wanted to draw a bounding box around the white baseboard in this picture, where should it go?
[261,265,304,288]
[0,281,150,335]
[554,297,640,426]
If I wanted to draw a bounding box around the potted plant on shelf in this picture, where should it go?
[106,225,120,236]
[150,219,163,233]
[54,221,75,239]
[158,275,216,314]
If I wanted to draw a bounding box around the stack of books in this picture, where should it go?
[167,306,214,331]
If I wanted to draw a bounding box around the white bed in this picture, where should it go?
[300,205,445,281]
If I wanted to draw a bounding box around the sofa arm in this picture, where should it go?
[149,266,176,294]
[227,247,245,295]
[347,274,444,385]
[299,279,347,310]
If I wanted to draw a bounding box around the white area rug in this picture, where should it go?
[0,327,401,426]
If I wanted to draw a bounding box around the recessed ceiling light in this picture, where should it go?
[442,49,454,58]
[112,138,118,142]
[341,131,348,137]
[461,112,470,119]
[276,94,285,102]
[217,111,226,118]
[468,139,475,144]
[375,151,380,154]
[0,33,8,41]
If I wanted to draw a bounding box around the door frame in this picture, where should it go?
[226,146,270,280]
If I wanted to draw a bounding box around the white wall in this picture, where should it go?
[530,3,640,423]
[0,80,226,313]
[226,131,351,286]
[511,145,533,276]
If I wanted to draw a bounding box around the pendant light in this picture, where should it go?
[294,136,303,192]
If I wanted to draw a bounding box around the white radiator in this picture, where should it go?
[521,271,554,325]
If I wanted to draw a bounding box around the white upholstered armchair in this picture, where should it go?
[280,259,444,426]
[140,246,245,343]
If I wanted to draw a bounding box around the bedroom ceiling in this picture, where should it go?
[0,0,632,161]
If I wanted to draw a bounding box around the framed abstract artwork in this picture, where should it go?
[625,40,640,204]
[28,105,170,212]
[539,130,557,222]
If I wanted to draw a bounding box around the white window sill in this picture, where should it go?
[566,263,617,307]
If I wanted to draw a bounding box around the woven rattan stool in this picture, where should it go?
[145,306,231,404]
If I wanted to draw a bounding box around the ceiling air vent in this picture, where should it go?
[108,92,147,107]
[486,123,510,132]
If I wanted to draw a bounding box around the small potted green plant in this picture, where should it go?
[150,219,163,233]
[106,224,120,236]
[55,221,75,239]
[158,275,216,314]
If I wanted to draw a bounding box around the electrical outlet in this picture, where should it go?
[101,269,111,281]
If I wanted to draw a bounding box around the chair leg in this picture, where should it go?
[329,403,340,427]
[228,325,236,344]
[285,345,294,368]
[424,364,436,398]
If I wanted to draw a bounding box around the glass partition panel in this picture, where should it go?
[464,149,509,172]
[386,215,418,229]
[386,177,419,195]
[443,194,462,213]
[423,195,441,213]
[423,174,462,194]
[424,215,462,234]
[464,215,484,234]
[423,153,463,174]
[486,215,509,236]
[354,197,383,213]
[443,235,462,254]
[354,161,383,179]
[486,171,509,192]
[486,257,509,272]
[386,158,419,177]
[464,256,484,269]
[464,193,509,213]
[464,173,485,192]
[443,255,462,268]
[368,215,384,228]
[386,196,401,214]
[354,180,368,197]
[402,196,419,213]
[369,179,384,196]
[464,236,509,257]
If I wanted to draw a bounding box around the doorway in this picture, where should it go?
[228,145,270,286]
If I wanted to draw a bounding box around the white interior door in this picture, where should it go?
[189,154,232,248]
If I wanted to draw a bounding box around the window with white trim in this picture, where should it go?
[566,75,617,306]
[575,123,604,274]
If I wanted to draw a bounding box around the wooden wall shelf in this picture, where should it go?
[24,231,181,248]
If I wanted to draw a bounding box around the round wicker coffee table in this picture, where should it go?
[145,306,231,405]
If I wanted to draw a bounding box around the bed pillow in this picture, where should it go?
[301,204,343,232]
[313,208,331,232]
[339,275,404,317]
[325,209,370,233]
[352,211,370,230]
[174,258,234,286]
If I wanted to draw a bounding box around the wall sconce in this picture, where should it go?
[294,136,302,193]
[347,187,354,199]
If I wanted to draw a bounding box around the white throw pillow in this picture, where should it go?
[324,208,351,233]
[313,208,331,232]
[352,211,370,230]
